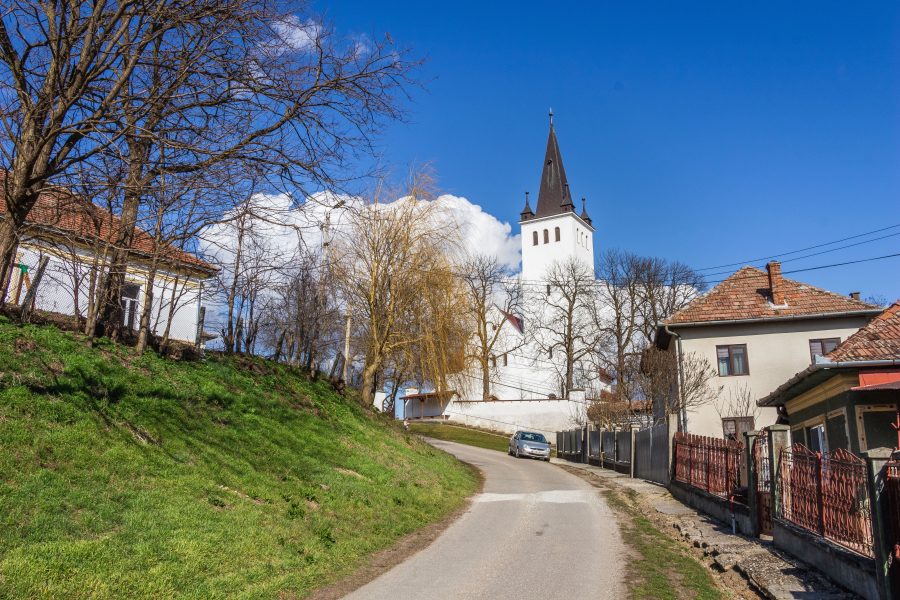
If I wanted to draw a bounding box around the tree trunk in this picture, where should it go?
[136,264,158,353]
[361,361,380,407]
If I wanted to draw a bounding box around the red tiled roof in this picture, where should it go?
[666,266,879,325]
[826,302,900,362]
[1,183,215,274]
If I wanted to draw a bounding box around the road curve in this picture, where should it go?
[344,438,625,600]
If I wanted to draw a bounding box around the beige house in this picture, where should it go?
[655,262,881,438]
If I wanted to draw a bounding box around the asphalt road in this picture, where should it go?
[345,439,625,600]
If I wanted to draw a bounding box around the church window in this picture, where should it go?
[543,229,549,244]
[532,231,538,245]
[502,353,508,366]
[546,284,551,295]
[554,227,560,242]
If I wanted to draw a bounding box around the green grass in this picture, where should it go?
[407,422,511,453]
[605,487,721,600]
[0,317,478,599]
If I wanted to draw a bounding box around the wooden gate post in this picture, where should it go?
[744,430,761,537]
[767,425,790,517]
[864,448,895,600]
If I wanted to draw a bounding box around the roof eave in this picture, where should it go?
[757,359,900,407]
[664,309,882,330]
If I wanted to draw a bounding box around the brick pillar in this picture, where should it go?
[767,425,790,517]
[744,430,761,537]
[864,448,894,600]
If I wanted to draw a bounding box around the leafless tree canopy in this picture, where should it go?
[460,253,524,400]
[0,0,418,353]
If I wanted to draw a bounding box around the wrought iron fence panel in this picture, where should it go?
[673,432,742,500]
[777,444,873,557]
[754,434,773,535]
[885,460,900,592]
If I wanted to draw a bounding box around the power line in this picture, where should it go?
[694,222,900,272]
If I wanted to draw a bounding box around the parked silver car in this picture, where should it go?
[508,431,551,461]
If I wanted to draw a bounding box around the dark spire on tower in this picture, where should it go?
[520,191,534,220]
[580,197,592,226]
[534,118,575,218]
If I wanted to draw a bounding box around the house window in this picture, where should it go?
[855,404,897,452]
[532,231,538,246]
[721,416,755,441]
[554,227,560,242]
[806,423,827,453]
[543,229,549,244]
[809,338,840,363]
[716,344,749,376]
[121,283,141,332]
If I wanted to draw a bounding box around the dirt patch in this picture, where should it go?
[305,462,485,600]
[335,467,367,480]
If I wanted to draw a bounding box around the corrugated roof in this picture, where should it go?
[666,265,879,325]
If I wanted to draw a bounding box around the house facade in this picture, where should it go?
[655,262,881,438]
[2,185,216,345]
[757,301,900,454]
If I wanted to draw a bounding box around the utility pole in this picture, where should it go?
[342,310,352,383]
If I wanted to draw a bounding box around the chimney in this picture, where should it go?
[767,261,785,305]
[849,291,860,301]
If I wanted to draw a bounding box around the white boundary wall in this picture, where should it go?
[444,397,583,438]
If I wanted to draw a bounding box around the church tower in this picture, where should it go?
[519,116,595,281]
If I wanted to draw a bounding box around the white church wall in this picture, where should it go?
[444,397,584,438]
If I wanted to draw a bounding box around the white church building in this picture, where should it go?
[435,119,612,436]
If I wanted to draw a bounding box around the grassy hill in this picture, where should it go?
[0,317,477,599]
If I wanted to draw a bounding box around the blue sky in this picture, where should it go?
[316,1,900,301]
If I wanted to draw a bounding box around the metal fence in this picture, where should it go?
[673,431,743,500]
[588,430,601,461]
[556,428,582,458]
[601,431,616,464]
[777,444,873,557]
[633,423,669,485]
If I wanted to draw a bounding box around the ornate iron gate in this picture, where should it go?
[885,459,900,592]
[754,434,773,535]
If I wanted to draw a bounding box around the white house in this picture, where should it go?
[655,262,881,439]
[2,184,217,345]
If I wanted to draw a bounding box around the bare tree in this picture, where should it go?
[592,249,642,402]
[0,0,180,303]
[460,253,524,400]
[639,346,721,430]
[634,256,705,342]
[714,381,760,423]
[530,256,599,398]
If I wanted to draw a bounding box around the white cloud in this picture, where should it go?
[198,190,521,282]
[271,15,321,52]
[435,194,521,271]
